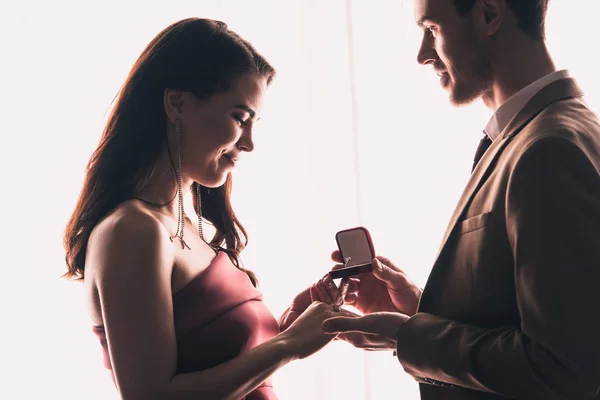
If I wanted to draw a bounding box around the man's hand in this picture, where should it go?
[321,312,410,351]
[331,251,422,316]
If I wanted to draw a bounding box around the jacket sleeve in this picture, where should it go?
[395,136,600,399]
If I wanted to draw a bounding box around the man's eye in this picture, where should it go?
[427,26,436,37]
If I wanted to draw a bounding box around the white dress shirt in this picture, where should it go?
[484,69,570,141]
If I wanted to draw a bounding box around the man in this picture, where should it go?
[322,0,600,398]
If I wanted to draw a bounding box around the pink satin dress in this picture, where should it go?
[92,251,281,399]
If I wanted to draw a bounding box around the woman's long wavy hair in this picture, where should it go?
[63,18,275,287]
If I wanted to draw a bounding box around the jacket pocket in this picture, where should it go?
[457,212,490,235]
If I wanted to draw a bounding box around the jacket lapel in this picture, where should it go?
[419,78,584,311]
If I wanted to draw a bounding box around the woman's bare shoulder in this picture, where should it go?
[86,200,174,282]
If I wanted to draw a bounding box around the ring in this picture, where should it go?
[332,304,341,312]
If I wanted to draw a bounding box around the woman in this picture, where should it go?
[63,18,350,399]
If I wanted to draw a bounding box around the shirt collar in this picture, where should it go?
[484,69,570,141]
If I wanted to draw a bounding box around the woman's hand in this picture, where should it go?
[280,301,354,360]
[279,274,352,331]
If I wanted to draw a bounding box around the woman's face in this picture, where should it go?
[176,74,268,188]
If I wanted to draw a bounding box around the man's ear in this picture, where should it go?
[477,0,506,36]
[163,89,185,123]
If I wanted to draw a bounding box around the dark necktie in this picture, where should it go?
[472,132,493,172]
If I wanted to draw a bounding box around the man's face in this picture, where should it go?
[414,0,493,106]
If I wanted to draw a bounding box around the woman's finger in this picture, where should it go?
[323,275,339,298]
[311,280,334,304]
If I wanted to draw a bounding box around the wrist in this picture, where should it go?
[392,314,409,356]
[408,287,423,316]
[274,331,300,363]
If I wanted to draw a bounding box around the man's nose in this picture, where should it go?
[417,36,436,66]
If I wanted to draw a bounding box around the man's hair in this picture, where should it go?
[453,0,550,40]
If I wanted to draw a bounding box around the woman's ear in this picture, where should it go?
[163,89,185,123]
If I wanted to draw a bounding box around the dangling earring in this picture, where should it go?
[170,119,190,250]
[195,183,205,242]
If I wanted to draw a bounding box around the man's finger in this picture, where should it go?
[330,263,346,271]
[344,293,357,304]
[337,332,391,350]
[375,256,407,274]
[322,316,376,334]
[331,250,343,263]
[347,278,360,292]
[337,332,368,347]
[372,258,409,287]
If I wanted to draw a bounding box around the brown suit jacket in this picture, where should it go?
[395,78,600,400]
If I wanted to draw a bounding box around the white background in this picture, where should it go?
[0,0,598,399]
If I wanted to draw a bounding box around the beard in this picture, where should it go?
[447,31,494,106]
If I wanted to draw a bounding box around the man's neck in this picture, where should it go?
[482,40,556,111]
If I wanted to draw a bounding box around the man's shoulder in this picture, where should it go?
[515,97,600,149]
[496,97,600,177]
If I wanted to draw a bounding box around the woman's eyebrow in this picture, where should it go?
[234,104,256,118]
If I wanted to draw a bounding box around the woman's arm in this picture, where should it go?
[87,207,323,400]
[167,335,294,400]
